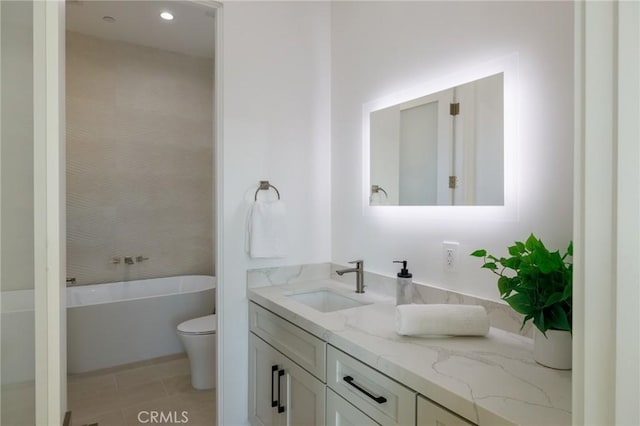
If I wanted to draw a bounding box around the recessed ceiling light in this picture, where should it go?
[102,16,116,23]
[160,11,174,21]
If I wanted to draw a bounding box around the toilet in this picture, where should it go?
[177,314,217,390]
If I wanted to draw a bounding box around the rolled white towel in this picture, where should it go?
[395,304,490,337]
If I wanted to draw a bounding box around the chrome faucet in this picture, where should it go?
[336,260,365,293]
[124,256,135,265]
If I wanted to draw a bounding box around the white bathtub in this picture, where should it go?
[67,275,215,374]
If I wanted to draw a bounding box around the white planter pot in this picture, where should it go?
[533,328,572,370]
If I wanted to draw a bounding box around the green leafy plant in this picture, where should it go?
[471,234,572,335]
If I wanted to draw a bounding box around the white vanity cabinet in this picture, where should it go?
[249,281,569,426]
[248,300,478,426]
[249,302,326,426]
[416,395,474,426]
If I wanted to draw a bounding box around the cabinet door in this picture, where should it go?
[250,333,326,426]
[282,349,326,426]
[249,334,281,426]
[416,395,475,426]
[327,388,380,426]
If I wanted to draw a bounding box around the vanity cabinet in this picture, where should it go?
[416,395,474,426]
[248,300,478,426]
[249,302,326,426]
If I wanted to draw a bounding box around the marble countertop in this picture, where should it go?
[248,279,571,426]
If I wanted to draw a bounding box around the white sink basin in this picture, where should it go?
[287,290,370,313]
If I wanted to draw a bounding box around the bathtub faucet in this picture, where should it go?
[124,256,135,265]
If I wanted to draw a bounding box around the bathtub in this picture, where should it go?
[67,275,215,374]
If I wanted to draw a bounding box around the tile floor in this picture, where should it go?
[68,354,216,426]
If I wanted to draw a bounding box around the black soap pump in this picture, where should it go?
[393,260,413,305]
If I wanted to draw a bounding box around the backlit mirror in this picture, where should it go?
[368,73,504,206]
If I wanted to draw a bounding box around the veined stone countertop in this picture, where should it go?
[248,279,571,426]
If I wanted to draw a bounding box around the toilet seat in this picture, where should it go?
[177,314,216,335]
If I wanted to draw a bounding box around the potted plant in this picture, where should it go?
[471,233,572,369]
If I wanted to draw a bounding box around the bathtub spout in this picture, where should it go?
[124,256,135,265]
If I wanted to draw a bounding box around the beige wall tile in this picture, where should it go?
[66,32,214,285]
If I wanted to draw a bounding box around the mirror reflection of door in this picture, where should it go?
[369,72,504,206]
[399,102,438,205]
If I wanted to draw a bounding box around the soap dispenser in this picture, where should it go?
[393,260,413,305]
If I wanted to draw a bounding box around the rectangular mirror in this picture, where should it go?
[368,72,504,206]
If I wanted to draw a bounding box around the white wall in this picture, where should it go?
[331,1,574,301]
[1,0,34,292]
[1,3,37,425]
[219,2,332,425]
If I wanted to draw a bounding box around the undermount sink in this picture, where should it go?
[287,290,370,313]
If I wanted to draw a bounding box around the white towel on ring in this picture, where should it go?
[395,304,489,337]
[248,200,287,258]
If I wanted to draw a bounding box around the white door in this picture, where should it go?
[0,1,65,425]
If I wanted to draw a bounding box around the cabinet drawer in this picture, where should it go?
[327,388,380,426]
[417,395,475,426]
[327,345,415,426]
[249,302,326,381]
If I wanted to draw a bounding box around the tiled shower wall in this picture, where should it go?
[66,31,214,285]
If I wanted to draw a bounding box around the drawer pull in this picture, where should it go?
[278,369,286,413]
[343,375,387,404]
[271,365,278,407]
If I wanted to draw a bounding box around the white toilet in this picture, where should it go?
[177,314,217,390]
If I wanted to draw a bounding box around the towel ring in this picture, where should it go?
[254,180,281,201]
[371,185,388,198]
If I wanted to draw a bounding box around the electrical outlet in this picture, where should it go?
[443,241,459,272]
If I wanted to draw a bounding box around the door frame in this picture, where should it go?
[30,1,224,424]
[33,0,66,424]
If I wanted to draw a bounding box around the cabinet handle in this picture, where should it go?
[277,369,286,413]
[271,365,278,407]
[343,375,387,404]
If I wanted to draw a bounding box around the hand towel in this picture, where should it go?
[395,304,489,337]
[248,200,287,258]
